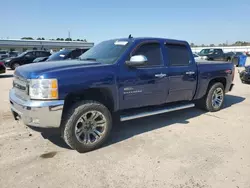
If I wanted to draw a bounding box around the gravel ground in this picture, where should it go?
[0,68,250,188]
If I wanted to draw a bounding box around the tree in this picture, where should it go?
[65,38,72,41]
[56,38,61,41]
[37,37,42,40]
[60,38,64,41]
[209,44,215,47]
[41,37,45,40]
[77,39,80,41]
[190,43,195,47]
[21,37,34,40]
[201,44,205,47]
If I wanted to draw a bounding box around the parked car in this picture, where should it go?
[198,48,232,61]
[6,50,51,70]
[33,56,49,63]
[46,48,89,62]
[239,66,250,83]
[10,37,235,152]
[0,51,9,60]
[0,61,6,74]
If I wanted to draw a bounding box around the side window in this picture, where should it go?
[165,44,190,66]
[71,50,82,59]
[25,52,35,58]
[42,52,50,57]
[35,51,42,57]
[132,43,162,66]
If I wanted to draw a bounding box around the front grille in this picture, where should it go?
[13,75,29,101]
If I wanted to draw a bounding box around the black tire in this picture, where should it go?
[196,82,225,112]
[10,62,20,70]
[61,100,112,153]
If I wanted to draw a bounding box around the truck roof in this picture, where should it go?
[114,37,189,45]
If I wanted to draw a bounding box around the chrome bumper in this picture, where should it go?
[9,89,64,128]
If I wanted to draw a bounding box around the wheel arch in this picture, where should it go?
[62,87,116,120]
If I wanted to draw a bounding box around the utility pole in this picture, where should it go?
[68,30,71,39]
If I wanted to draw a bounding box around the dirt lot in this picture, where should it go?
[0,69,250,188]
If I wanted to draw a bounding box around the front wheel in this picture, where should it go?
[61,101,112,153]
[11,62,20,70]
[196,83,225,112]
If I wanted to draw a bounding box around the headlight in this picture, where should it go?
[29,79,58,100]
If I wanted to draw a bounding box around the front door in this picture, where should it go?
[118,42,168,110]
[164,42,198,103]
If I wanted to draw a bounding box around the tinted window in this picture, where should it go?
[41,51,50,57]
[214,49,223,54]
[199,49,214,55]
[71,49,82,59]
[35,51,42,57]
[165,44,190,66]
[47,49,71,61]
[132,43,162,66]
[25,52,35,58]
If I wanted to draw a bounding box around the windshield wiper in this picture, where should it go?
[80,58,97,61]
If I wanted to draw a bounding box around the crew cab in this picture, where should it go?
[198,48,232,61]
[9,37,235,152]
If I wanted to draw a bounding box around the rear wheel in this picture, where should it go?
[61,100,112,153]
[196,83,225,112]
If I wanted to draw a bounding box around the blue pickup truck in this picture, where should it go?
[9,37,235,152]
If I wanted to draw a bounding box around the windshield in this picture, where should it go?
[79,39,130,64]
[17,51,28,57]
[0,51,7,54]
[47,49,71,61]
[199,49,214,55]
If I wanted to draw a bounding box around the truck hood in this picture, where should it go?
[15,59,103,79]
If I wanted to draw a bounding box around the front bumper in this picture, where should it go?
[9,89,64,128]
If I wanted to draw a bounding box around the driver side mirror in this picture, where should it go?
[125,55,148,67]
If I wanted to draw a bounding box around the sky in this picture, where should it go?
[1,0,250,45]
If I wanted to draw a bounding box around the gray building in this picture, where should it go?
[0,39,94,52]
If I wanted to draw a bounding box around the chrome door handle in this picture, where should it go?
[155,73,166,78]
[186,71,195,75]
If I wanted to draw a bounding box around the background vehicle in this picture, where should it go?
[7,50,51,70]
[0,51,9,60]
[198,48,232,61]
[46,48,89,62]
[0,61,6,74]
[9,51,20,57]
[239,66,250,83]
[10,37,235,153]
[33,56,49,63]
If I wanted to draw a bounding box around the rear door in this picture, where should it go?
[164,42,198,102]
[119,42,168,110]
